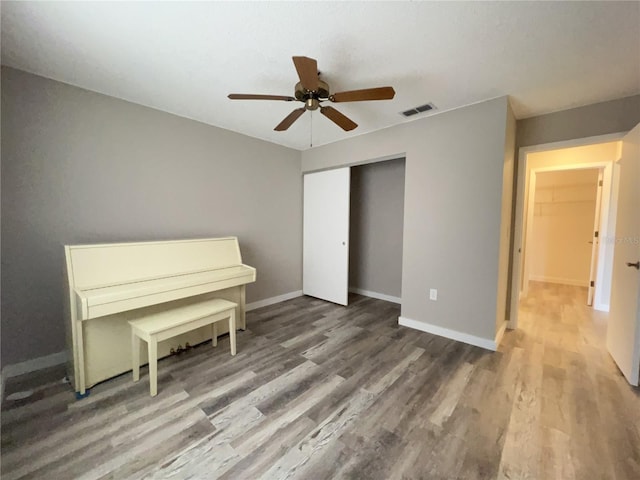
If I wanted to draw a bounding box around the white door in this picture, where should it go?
[607,124,640,386]
[587,169,604,306]
[303,168,350,305]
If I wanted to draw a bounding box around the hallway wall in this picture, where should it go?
[530,169,599,286]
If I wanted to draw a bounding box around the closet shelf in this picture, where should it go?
[534,199,594,205]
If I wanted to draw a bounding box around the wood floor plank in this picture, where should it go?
[230,374,344,456]
[257,388,377,479]
[142,434,239,480]
[331,428,405,480]
[428,361,475,427]
[497,342,544,480]
[540,425,576,480]
[217,416,317,480]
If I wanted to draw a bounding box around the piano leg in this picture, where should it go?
[77,320,87,395]
[239,285,247,330]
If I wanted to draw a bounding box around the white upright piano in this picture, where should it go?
[64,237,256,395]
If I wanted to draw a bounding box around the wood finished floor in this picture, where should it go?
[2,283,639,479]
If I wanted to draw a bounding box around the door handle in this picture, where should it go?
[626,261,640,270]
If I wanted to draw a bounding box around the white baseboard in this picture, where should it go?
[1,350,68,402]
[398,316,498,351]
[529,275,588,287]
[246,290,303,311]
[0,370,6,404]
[593,302,610,312]
[495,321,507,347]
[349,288,401,304]
[2,350,68,380]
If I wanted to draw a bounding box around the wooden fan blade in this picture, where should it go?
[320,106,358,131]
[330,86,395,102]
[228,94,296,101]
[292,56,319,92]
[274,108,306,131]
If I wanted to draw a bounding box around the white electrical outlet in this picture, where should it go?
[429,289,438,301]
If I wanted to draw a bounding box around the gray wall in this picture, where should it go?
[349,159,405,298]
[1,67,302,365]
[303,97,512,342]
[517,94,640,148]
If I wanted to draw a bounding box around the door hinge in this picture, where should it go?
[594,231,599,238]
[599,180,603,187]
[590,281,595,287]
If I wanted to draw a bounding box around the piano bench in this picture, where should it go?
[128,298,238,397]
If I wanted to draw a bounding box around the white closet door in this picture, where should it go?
[303,168,350,305]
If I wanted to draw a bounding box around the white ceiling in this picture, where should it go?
[2,2,639,151]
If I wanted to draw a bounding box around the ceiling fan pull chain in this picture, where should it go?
[310,110,313,148]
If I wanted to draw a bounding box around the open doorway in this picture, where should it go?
[349,158,406,304]
[509,137,623,330]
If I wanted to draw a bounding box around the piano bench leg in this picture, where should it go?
[212,322,218,347]
[229,309,237,356]
[148,338,158,397]
[132,331,141,382]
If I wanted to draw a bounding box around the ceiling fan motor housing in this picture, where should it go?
[295,80,330,105]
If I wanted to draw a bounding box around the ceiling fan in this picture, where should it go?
[228,56,395,132]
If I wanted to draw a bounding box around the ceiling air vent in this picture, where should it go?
[401,102,436,117]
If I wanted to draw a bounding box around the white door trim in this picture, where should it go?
[606,123,640,386]
[587,169,605,306]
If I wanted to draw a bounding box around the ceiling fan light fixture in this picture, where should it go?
[305,98,320,110]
